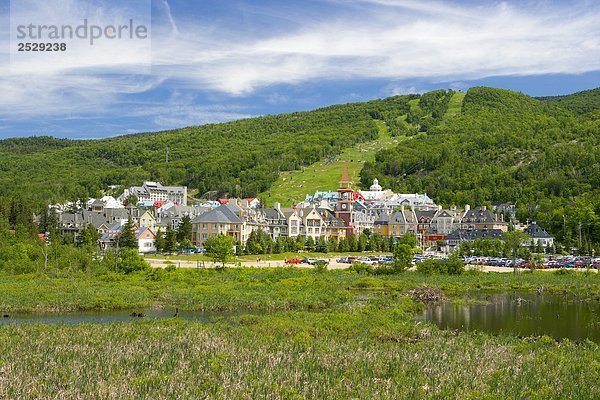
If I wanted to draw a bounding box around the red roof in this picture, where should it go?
[217,198,229,204]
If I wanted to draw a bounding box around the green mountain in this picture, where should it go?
[0,85,598,249]
[0,96,414,203]
[537,87,600,115]
[361,86,600,250]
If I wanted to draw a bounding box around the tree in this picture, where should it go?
[274,236,286,254]
[204,234,235,268]
[245,230,263,255]
[305,236,315,252]
[397,233,417,248]
[179,238,193,250]
[123,195,138,207]
[38,207,59,235]
[154,229,166,253]
[294,236,306,252]
[393,243,414,273]
[177,216,192,243]
[116,218,137,249]
[315,236,328,253]
[164,225,178,253]
[117,248,149,273]
[357,233,368,252]
[503,230,529,275]
[78,224,100,247]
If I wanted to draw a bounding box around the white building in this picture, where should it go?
[118,181,188,206]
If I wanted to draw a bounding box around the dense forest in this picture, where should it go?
[360,87,600,251]
[0,96,413,204]
[537,87,600,115]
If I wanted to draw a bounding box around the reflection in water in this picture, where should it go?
[423,292,600,342]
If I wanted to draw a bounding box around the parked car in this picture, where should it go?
[356,256,377,265]
[301,258,320,265]
[285,258,302,264]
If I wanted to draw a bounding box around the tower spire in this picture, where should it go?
[340,163,350,184]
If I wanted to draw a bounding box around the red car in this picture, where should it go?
[284,258,302,264]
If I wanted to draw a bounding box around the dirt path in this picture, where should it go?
[146,257,600,273]
[146,257,356,270]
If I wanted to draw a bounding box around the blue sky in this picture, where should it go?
[0,0,599,139]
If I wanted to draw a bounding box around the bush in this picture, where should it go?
[313,260,328,273]
[349,262,374,274]
[416,256,464,275]
[117,249,149,274]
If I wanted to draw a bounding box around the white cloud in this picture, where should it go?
[149,0,600,94]
[0,0,599,123]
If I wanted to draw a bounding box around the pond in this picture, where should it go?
[422,291,600,342]
[0,309,234,326]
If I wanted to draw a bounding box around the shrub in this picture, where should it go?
[349,262,374,274]
[313,260,328,273]
[117,249,149,274]
[416,256,464,275]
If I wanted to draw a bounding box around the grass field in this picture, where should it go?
[1,268,600,399]
[444,91,466,119]
[262,120,401,207]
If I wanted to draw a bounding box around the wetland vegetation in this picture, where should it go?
[1,268,600,398]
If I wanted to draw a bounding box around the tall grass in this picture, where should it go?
[1,268,599,312]
[1,311,598,399]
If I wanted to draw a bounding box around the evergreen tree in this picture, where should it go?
[164,225,178,253]
[154,229,166,253]
[294,236,305,252]
[116,218,137,249]
[347,235,358,252]
[327,237,338,253]
[305,236,315,252]
[245,230,263,254]
[78,224,100,247]
[315,237,328,253]
[177,215,192,242]
[357,233,368,252]
[274,236,286,254]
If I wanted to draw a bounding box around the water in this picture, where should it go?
[0,309,232,326]
[422,291,600,342]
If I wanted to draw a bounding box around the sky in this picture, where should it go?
[0,0,599,139]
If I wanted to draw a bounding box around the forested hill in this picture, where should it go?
[360,86,600,248]
[537,87,600,115]
[0,95,415,203]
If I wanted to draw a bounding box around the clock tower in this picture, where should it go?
[336,164,354,235]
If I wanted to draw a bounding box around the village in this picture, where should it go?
[51,167,556,260]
